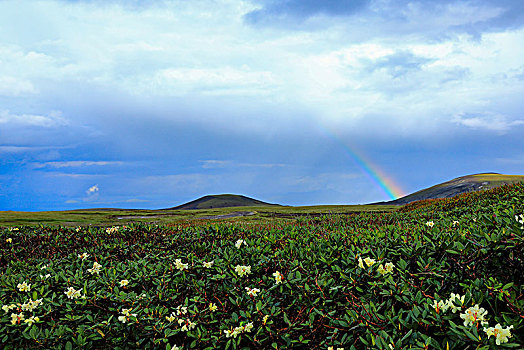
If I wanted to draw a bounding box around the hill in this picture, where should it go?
[380,173,524,205]
[167,194,280,210]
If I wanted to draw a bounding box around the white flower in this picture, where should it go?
[273,271,283,284]
[17,282,31,292]
[175,259,189,271]
[40,274,51,279]
[432,299,449,313]
[119,279,129,287]
[64,287,81,299]
[176,305,188,316]
[203,261,214,268]
[78,252,90,260]
[166,313,176,322]
[484,323,513,345]
[460,304,488,327]
[2,304,17,313]
[245,287,260,297]
[234,265,252,277]
[209,303,218,312]
[243,322,254,333]
[106,226,119,234]
[119,308,137,323]
[384,262,394,273]
[21,299,42,312]
[88,261,102,275]
[516,214,524,229]
[426,221,434,228]
[235,239,247,249]
[446,293,465,312]
[65,287,82,299]
[377,264,386,275]
[452,221,460,227]
[358,257,364,269]
[40,265,48,270]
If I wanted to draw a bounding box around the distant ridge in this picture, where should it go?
[168,194,280,210]
[376,173,524,205]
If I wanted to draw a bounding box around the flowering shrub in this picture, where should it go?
[0,183,523,349]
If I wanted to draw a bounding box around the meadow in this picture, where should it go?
[0,184,523,349]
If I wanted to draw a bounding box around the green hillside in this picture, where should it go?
[384,173,524,205]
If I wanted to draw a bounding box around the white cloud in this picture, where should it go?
[33,161,124,169]
[200,160,286,169]
[0,76,37,96]
[0,110,68,128]
[86,184,99,195]
[453,113,524,133]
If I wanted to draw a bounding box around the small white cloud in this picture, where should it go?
[86,184,99,195]
[453,113,524,133]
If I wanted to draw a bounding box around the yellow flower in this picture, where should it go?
[6,238,12,243]
[209,303,218,312]
[262,315,270,325]
[426,221,434,228]
[166,313,176,322]
[10,312,24,325]
[24,316,39,326]
[273,271,283,284]
[364,257,376,267]
[377,264,386,275]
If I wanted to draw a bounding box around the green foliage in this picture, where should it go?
[1,184,523,349]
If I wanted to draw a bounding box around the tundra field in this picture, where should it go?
[1,184,523,349]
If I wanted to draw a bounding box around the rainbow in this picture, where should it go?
[321,128,405,200]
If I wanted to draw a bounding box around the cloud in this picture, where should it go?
[0,77,37,96]
[0,110,68,128]
[200,160,286,169]
[33,161,124,169]
[245,0,369,24]
[86,184,99,195]
[245,0,524,35]
[453,113,524,133]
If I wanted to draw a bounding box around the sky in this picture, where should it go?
[1,0,524,211]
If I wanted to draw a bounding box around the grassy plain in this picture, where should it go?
[0,204,397,227]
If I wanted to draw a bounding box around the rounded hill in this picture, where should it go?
[168,194,280,210]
